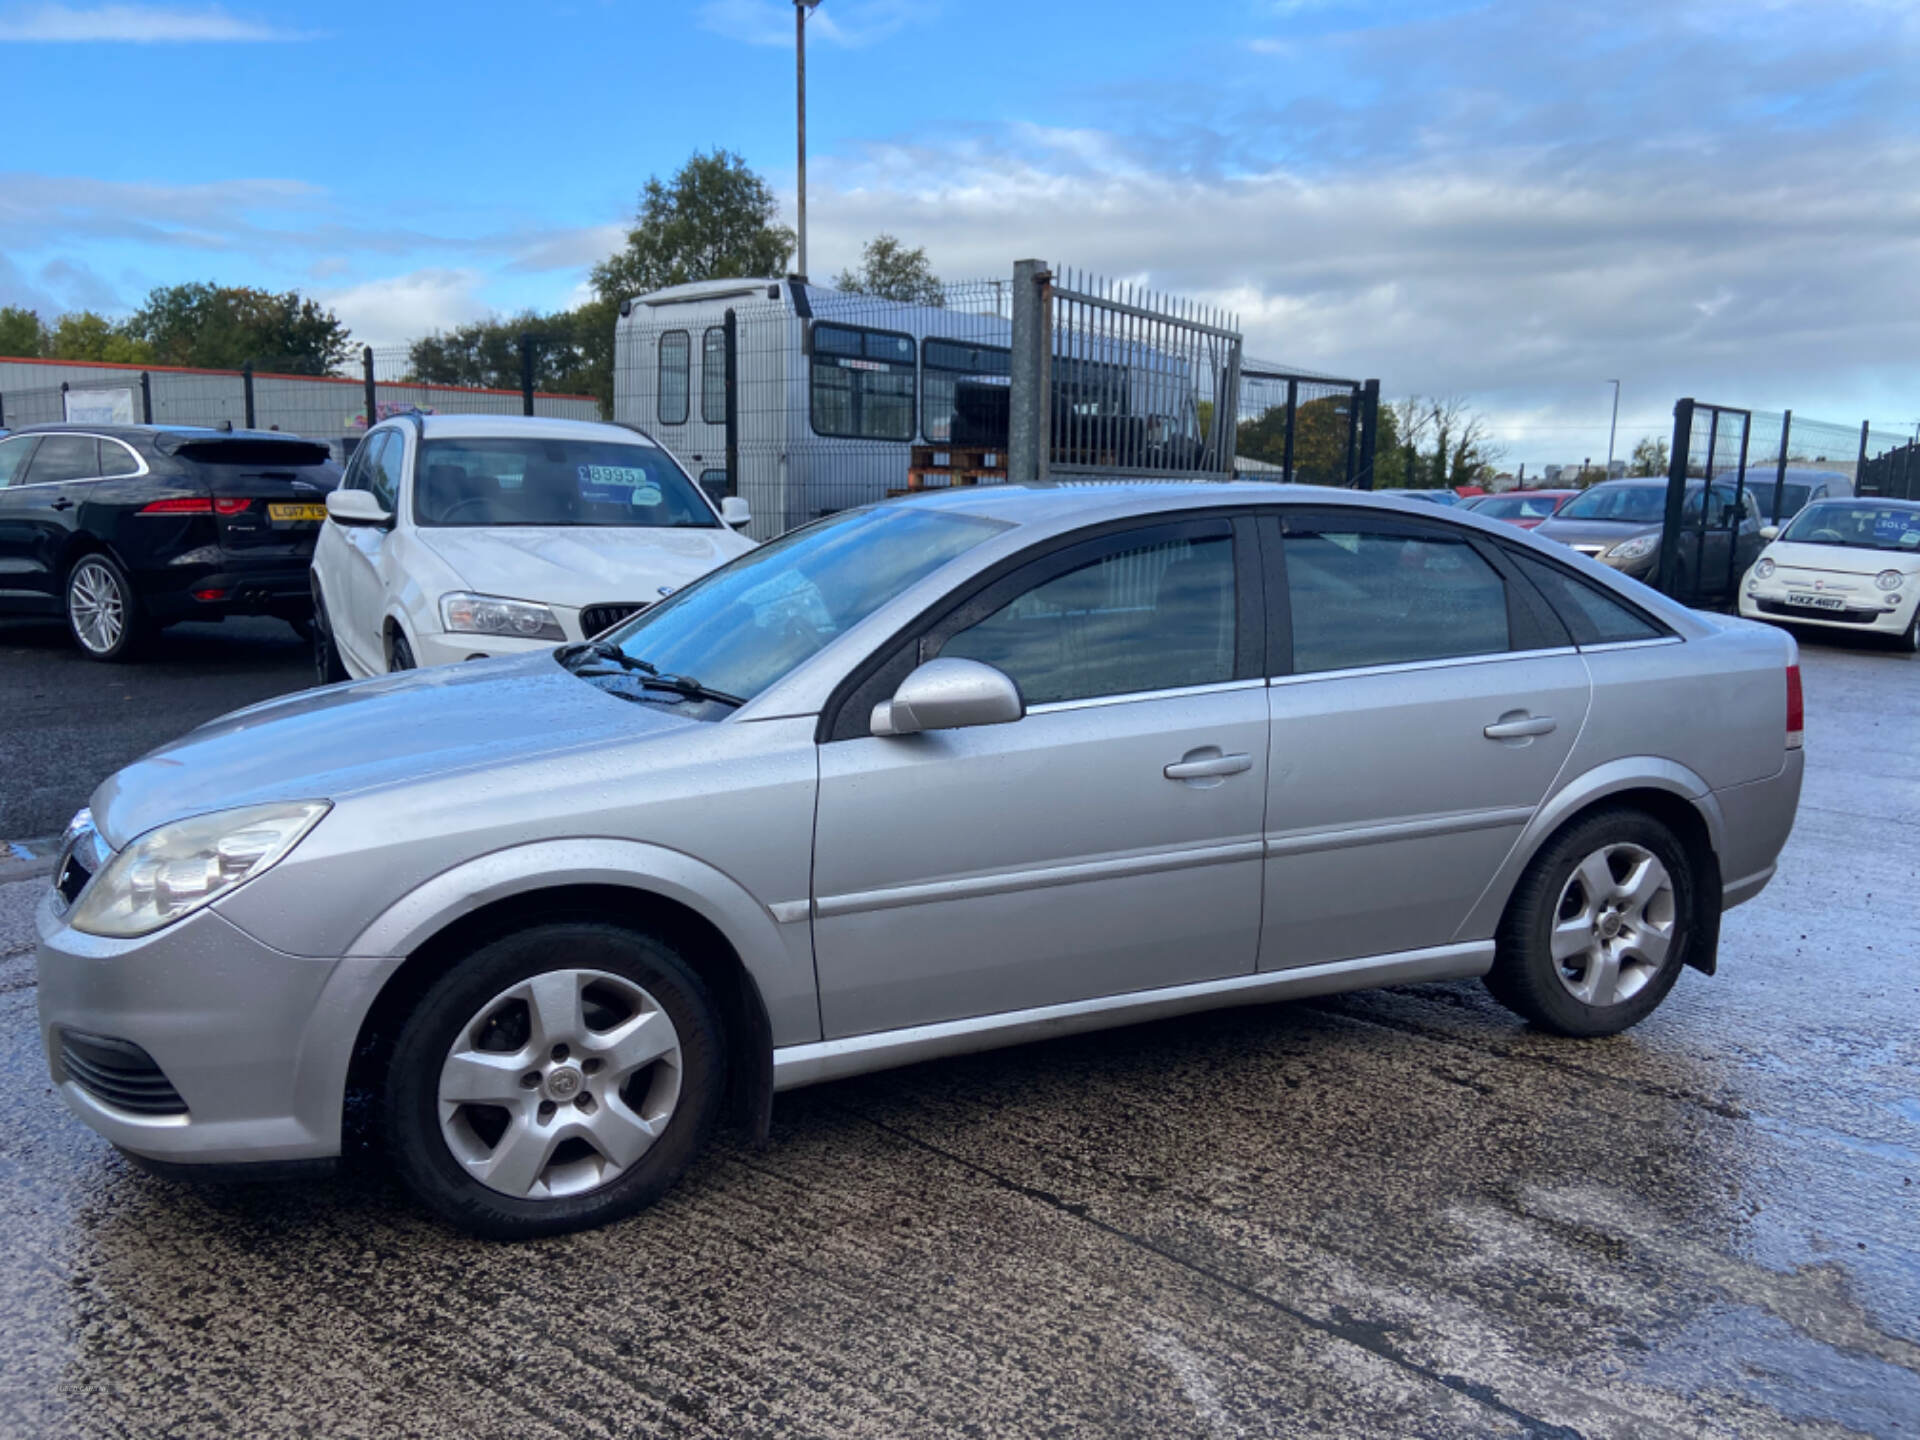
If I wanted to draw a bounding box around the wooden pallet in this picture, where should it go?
[901,444,1007,492]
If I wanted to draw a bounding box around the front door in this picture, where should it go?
[811,516,1270,1039]
[333,430,405,668]
[1260,509,1592,968]
[0,434,99,611]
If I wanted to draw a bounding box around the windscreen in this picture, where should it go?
[1780,501,1920,552]
[414,437,716,528]
[1557,485,1667,523]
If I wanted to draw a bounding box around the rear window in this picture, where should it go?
[170,439,332,467]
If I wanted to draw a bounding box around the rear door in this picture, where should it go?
[1259,507,1591,969]
[0,434,98,607]
[810,515,1270,1038]
[0,434,46,611]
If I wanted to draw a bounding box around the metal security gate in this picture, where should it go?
[1008,260,1242,482]
[1233,368,1381,489]
[1658,398,1754,606]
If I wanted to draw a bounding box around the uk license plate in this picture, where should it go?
[1785,592,1845,611]
[268,502,328,522]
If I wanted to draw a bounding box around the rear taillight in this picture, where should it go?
[215,496,251,515]
[1785,663,1803,750]
[138,497,211,515]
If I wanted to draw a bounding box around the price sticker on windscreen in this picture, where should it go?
[578,465,663,507]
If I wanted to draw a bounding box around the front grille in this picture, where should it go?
[54,848,92,907]
[1756,598,1882,625]
[580,602,647,636]
[58,1031,189,1116]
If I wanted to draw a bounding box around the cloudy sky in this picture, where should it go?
[4,0,1917,467]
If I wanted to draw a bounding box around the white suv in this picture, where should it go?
[311,414,753,678]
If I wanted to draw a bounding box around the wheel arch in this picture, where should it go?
[336,842,800,1157]
[1457,759,1725,975]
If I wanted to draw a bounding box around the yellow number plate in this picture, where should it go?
[268,503,328,522]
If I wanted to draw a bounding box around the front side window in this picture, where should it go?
[24,434,99,485]
[413,437,717,528]
[365,432,403,511]
[701,327,726,423]
[810,323,915,440]
[1781,501,1920,552]
[659,331,691,425]
[580,506,1007,705]
[1284,521,1509,674]
[939,531,1236,705]
[922,338,1010,445]
[0,435,37,487]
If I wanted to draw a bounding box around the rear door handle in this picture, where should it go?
[1484,713,1557,740]
[1164,751,1253,781]
[50,497,74,511]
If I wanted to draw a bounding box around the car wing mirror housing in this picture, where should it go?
[720,496,751,529]
[1759,524,1779,541]
[871,657,1024,737]
[326,488,392,527]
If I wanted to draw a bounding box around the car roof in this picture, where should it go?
[389,414,647,443]
[879,480,1525,532]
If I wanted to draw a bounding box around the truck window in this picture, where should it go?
[810,323,915,441]
[658,331,690,426]
[702,326,726,424]
[922,338,1011,446]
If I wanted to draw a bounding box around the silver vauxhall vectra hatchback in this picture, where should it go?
[37,483,1804,1238]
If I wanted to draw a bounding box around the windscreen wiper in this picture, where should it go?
[557,640,657,675]
[563,643,744,708]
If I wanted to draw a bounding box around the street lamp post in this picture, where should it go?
[1605,379,1621,475]
[795,0,822,279]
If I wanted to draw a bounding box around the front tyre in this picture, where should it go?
[65,553,144,662]
[383,923,725,1239]
[311,584,349,684]
[1485,807,1697,1037]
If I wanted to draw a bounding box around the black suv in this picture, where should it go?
[0,424,341,660]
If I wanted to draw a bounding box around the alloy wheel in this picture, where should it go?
[437,969,683,1201]
[69,559,126,655]
[1550,842,1675,1007]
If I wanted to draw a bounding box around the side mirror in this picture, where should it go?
[327,488,392,528]
[1759,524,1779,541]
[871,657,1023,737]
[720,496,751,529]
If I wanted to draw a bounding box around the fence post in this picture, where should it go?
[140,370,153,424]
[362,346,376,432]
[1771,410,1791,525]
[1342,386,1361,487]
[1658,398,1694,597]
[1856,420,1869,489]
[1,389,8,429]
[242,361,256,430]
[1008,259,1052,484]
[1217,335,1241,477]
[722,308,739,498]
[1280,379,1298,484]
[519,334,535,417]
[1356,379,1380,491]
[1724,412,1752,598]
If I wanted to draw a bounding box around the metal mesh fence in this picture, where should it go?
[1233,361,1365,487]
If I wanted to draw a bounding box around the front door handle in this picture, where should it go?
[1484,712,1557,740]
[1164,750,1253,781]
[50,497,74,511]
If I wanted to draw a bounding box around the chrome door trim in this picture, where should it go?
[1268,646,1579,687]
[1026,676,1267,716]
[1577,637,1684,654]
[813,836,1266,919]
[772,940,1494,1090]
[1264,805,1537,858]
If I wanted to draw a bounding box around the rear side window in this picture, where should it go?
[25,434,100,484]
[938,531,1236,705]
[1283,521,1509,674]
[98,438,142,477]
[1507,550,1662,645]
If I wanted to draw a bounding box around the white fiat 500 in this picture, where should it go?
[1739,497,1920,651]
[311,414,754,678]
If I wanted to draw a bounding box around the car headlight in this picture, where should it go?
[68,801,330,939]
[1608,534,1660,562]
[1754,558,1776,580]
[440,592,565,641]
[1876,569,1904,592]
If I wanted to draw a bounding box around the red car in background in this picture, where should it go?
[1467,488,1580,529]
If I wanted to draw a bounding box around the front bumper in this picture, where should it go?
[35,887,399,1165]
[1739,585,1915,634]
[409,628,564,668]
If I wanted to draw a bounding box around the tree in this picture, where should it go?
[48,311,152,364]
[1386,395,1505,489]
[590,149,795,305]
[1237,391,1382,486]
[0,306,46,357]
[1628,435,1670,478]
[833,234,943,306]
[409,308,610,408]
[124,283,351,373]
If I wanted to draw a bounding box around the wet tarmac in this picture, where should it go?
[0,637,1914,1438]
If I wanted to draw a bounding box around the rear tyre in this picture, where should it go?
[311,587,349,684]
[382,922,726,1239]
[65,553,144,662]
[1484,807,1697,1038]
[388,629,415,672]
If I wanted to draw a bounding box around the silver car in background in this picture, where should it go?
[37,483,1804,1238]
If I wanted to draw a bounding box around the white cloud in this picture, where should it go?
[0,3,309,42]
[317,269,492,348]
